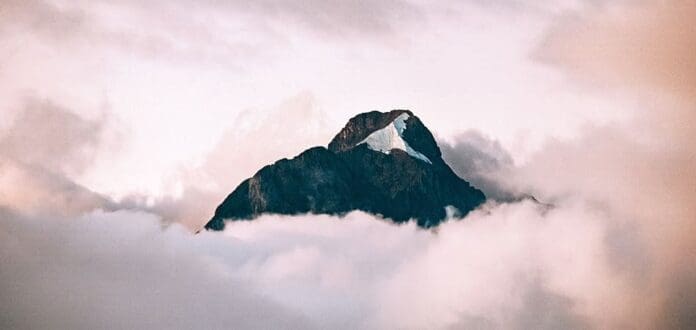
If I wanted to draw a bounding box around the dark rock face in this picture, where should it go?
[205,110,485,230]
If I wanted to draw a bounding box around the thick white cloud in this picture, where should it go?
[0,200,629,330]
[0,209,313,329]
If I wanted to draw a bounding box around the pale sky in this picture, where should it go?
[1,0,630,199]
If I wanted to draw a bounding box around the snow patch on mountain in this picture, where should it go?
[358,113,432,164]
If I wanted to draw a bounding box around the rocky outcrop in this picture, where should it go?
[205,110,485,230]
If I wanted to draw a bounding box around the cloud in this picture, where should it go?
[527,1,696,327]
[501,120,696,328]
[0,0,262,65]
[439,131,519,201]
[447,279,590,330]
[0,0,84,36]
[421,2,696,326]
[0,99,104,175]
[232,0,423,39]
[540,1,696,99]
[0,159,110,217]
[0,209,313,329]
[0,200,627,330]
[0,0,423,66]
[1,1,695,329]
[0,99,114,216]
[1,101,691,329]
[123,92,334,230]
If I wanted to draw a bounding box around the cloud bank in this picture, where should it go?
[1,202,618,330]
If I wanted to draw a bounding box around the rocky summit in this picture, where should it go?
[205,110,485,230]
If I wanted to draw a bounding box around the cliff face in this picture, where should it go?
[205,110,485,230]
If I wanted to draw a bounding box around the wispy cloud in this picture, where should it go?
[0,99,113,216]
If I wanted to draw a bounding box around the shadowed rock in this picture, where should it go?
[206,110,485,230]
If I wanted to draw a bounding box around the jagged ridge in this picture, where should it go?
[205,110,485,230]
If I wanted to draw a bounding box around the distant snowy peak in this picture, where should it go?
[358,113,432,164]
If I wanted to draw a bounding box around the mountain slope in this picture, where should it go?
[205,110,485,230]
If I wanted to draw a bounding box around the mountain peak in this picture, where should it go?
[328,110,442,163]
[328,110,411,152]
[205,110,485,231]
[357,112,432,164]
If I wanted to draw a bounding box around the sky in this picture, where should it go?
[0,0,629,200]
[1,0,695,329]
